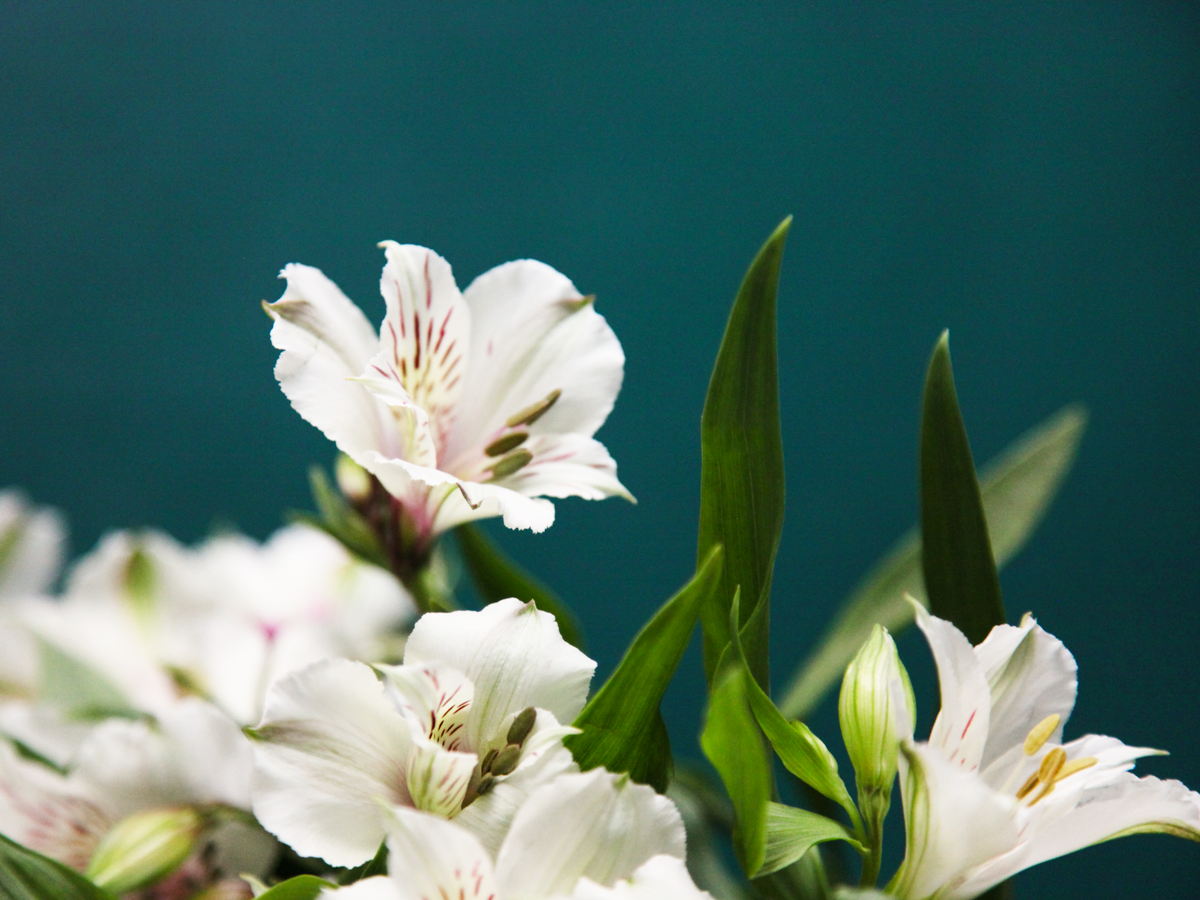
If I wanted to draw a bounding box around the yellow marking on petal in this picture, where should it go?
[1053,756,1098,782]
[1023,714,1061,756]
[1015,771,1042,801]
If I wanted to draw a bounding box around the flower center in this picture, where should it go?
[1002,715,1098,806]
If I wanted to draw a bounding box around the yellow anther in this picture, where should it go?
[1053,756,1098,783]
[1015,771,1042,800]
[1028,780,1057,806]
[1023,714,1061,756]
[1036,747,1067,783]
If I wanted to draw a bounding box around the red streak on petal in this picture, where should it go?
[962,709,977,740]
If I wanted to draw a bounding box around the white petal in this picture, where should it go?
[446,260,624,465]
[494,434,633,504]
[891,741,1018,900]
[352,370,439,469]
[381,806,500,900]
[268,264,398,462]
[431,479,556,535]
[974,616,1077,770]
[404,599,595,751]
[0,490,66,599]
[250,659,414,867]
[405,737,477,818]
[495,770,685,899]
[912,602,991,772]
[378,662,475,752]
[569,856,714,900]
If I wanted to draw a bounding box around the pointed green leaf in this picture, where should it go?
[456,523,585,651]
[565,546,723,791]
[701,660,771,876]
[729,600,859,829]
[698,217,791,689]
[0,833,117,900]
[254,875,338,900]
[338,841,388,884]
[778,404,1085,720]
[289,466,388,570]
[759,803,864,878]
[919,332,1004,644]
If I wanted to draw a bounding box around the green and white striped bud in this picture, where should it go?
[85,806,203,895]
[839,624,915,804]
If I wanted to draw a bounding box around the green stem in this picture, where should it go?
[858,790,889,889]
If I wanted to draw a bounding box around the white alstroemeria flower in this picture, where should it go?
[321,769,707,900]
[266,243,632,545]
[0,489,66,600]
[0,698,275,890]
[890,602,1200,900]
[20,524,412,723]
[250,598,595,867]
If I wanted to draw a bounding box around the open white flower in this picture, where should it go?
[890,601,1200,900]
[322,769,707,900]
[266,243,632,546]
[250,598,595,867]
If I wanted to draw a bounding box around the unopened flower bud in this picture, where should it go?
[85,806,203,895]
[335,454,372,502]
[839,624,915,801]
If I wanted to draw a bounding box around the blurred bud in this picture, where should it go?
[85,807,203,895]
[839,624,915,802]
[335,454,372,502]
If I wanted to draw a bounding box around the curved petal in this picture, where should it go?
[268,264,396,461]
[495,770,685,898]
[404,600,595,751]
[377,243,471,455]
[493,434,633,503]
[432,479,556,535]
[405,737,476,818]
[974,616,1077,770]
[569,855,714,900]
[445,260,624,465]
[891,742,1018,900]
[913,602,991,772]
[381,806,500,900]
[250,659,414,867]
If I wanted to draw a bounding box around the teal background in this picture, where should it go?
[1,3,1197,894]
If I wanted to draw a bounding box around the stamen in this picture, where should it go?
[485,432,529,457]
[1023,714,1061,756]
[1028,780,1057,806]
[506,707,537,746]
[489,744,521,777]
[1036,747,1067,784]
[1015,771,1042,801]
[505,389,562,428]
[1053,756,1098,782]
[488,450,533,480]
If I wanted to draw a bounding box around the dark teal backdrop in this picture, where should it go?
[1,3,1197,895]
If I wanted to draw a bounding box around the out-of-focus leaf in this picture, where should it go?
[254,875,337,900]
[338,841,387,885]
[759,803,863,878]
[668,769,751,900]
[918,332,1005,643]
[729,601,858,828]
[566,547,723,792]
[698,218,790,689]
[38,640,137,720]
[0,832,116,900]
[289,466,388,570]
[702,651,771,875]
[456,523,584,650]
[778,404,1085,720]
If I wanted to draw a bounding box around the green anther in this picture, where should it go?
[476,774,495,796]
[479,748,498,773]
[489,450,533,480]
[489,744,522,777]
[485,431,529,457]
[506,707,537,746]
[505,389,562,428]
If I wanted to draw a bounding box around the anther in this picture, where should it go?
[485,432,529,457]
[489,744,521,777]
[1022,714,1061,756]
[1054,756,1098,782]
[1036,747,1067,784]
[505,389,562,428]
[1015,772,1042,801]
[506,707,537,747]
[479,748,498,773]
[489,450,533,480]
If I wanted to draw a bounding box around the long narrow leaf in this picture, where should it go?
[919,332,1004,643]
[698,218,791,689]
[759,802,863,878]
[565,546,723,792]
[0,833,116,900]
[778,404,1085,720]
[456,523,585,650]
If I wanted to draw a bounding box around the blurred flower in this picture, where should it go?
[321,769,706,900]
[890,602,1200,900]
[250,599,594,866]
[266,243,631,551]
[0,489,66,600]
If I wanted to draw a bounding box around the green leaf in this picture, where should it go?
[290,466,388,570]
[338,841,388,885]
[38,640,138,720]
[778,404,1085,720]
[565,546,723,792]
[456,523,585,651]
[698,217,790,689]
[667,769,752,900]
[728,600,859,829]
[255,875,338,900]
[701,655,771,876]
[919,331,1005,644]
[759,802,864,878]
[0,833,116,900]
